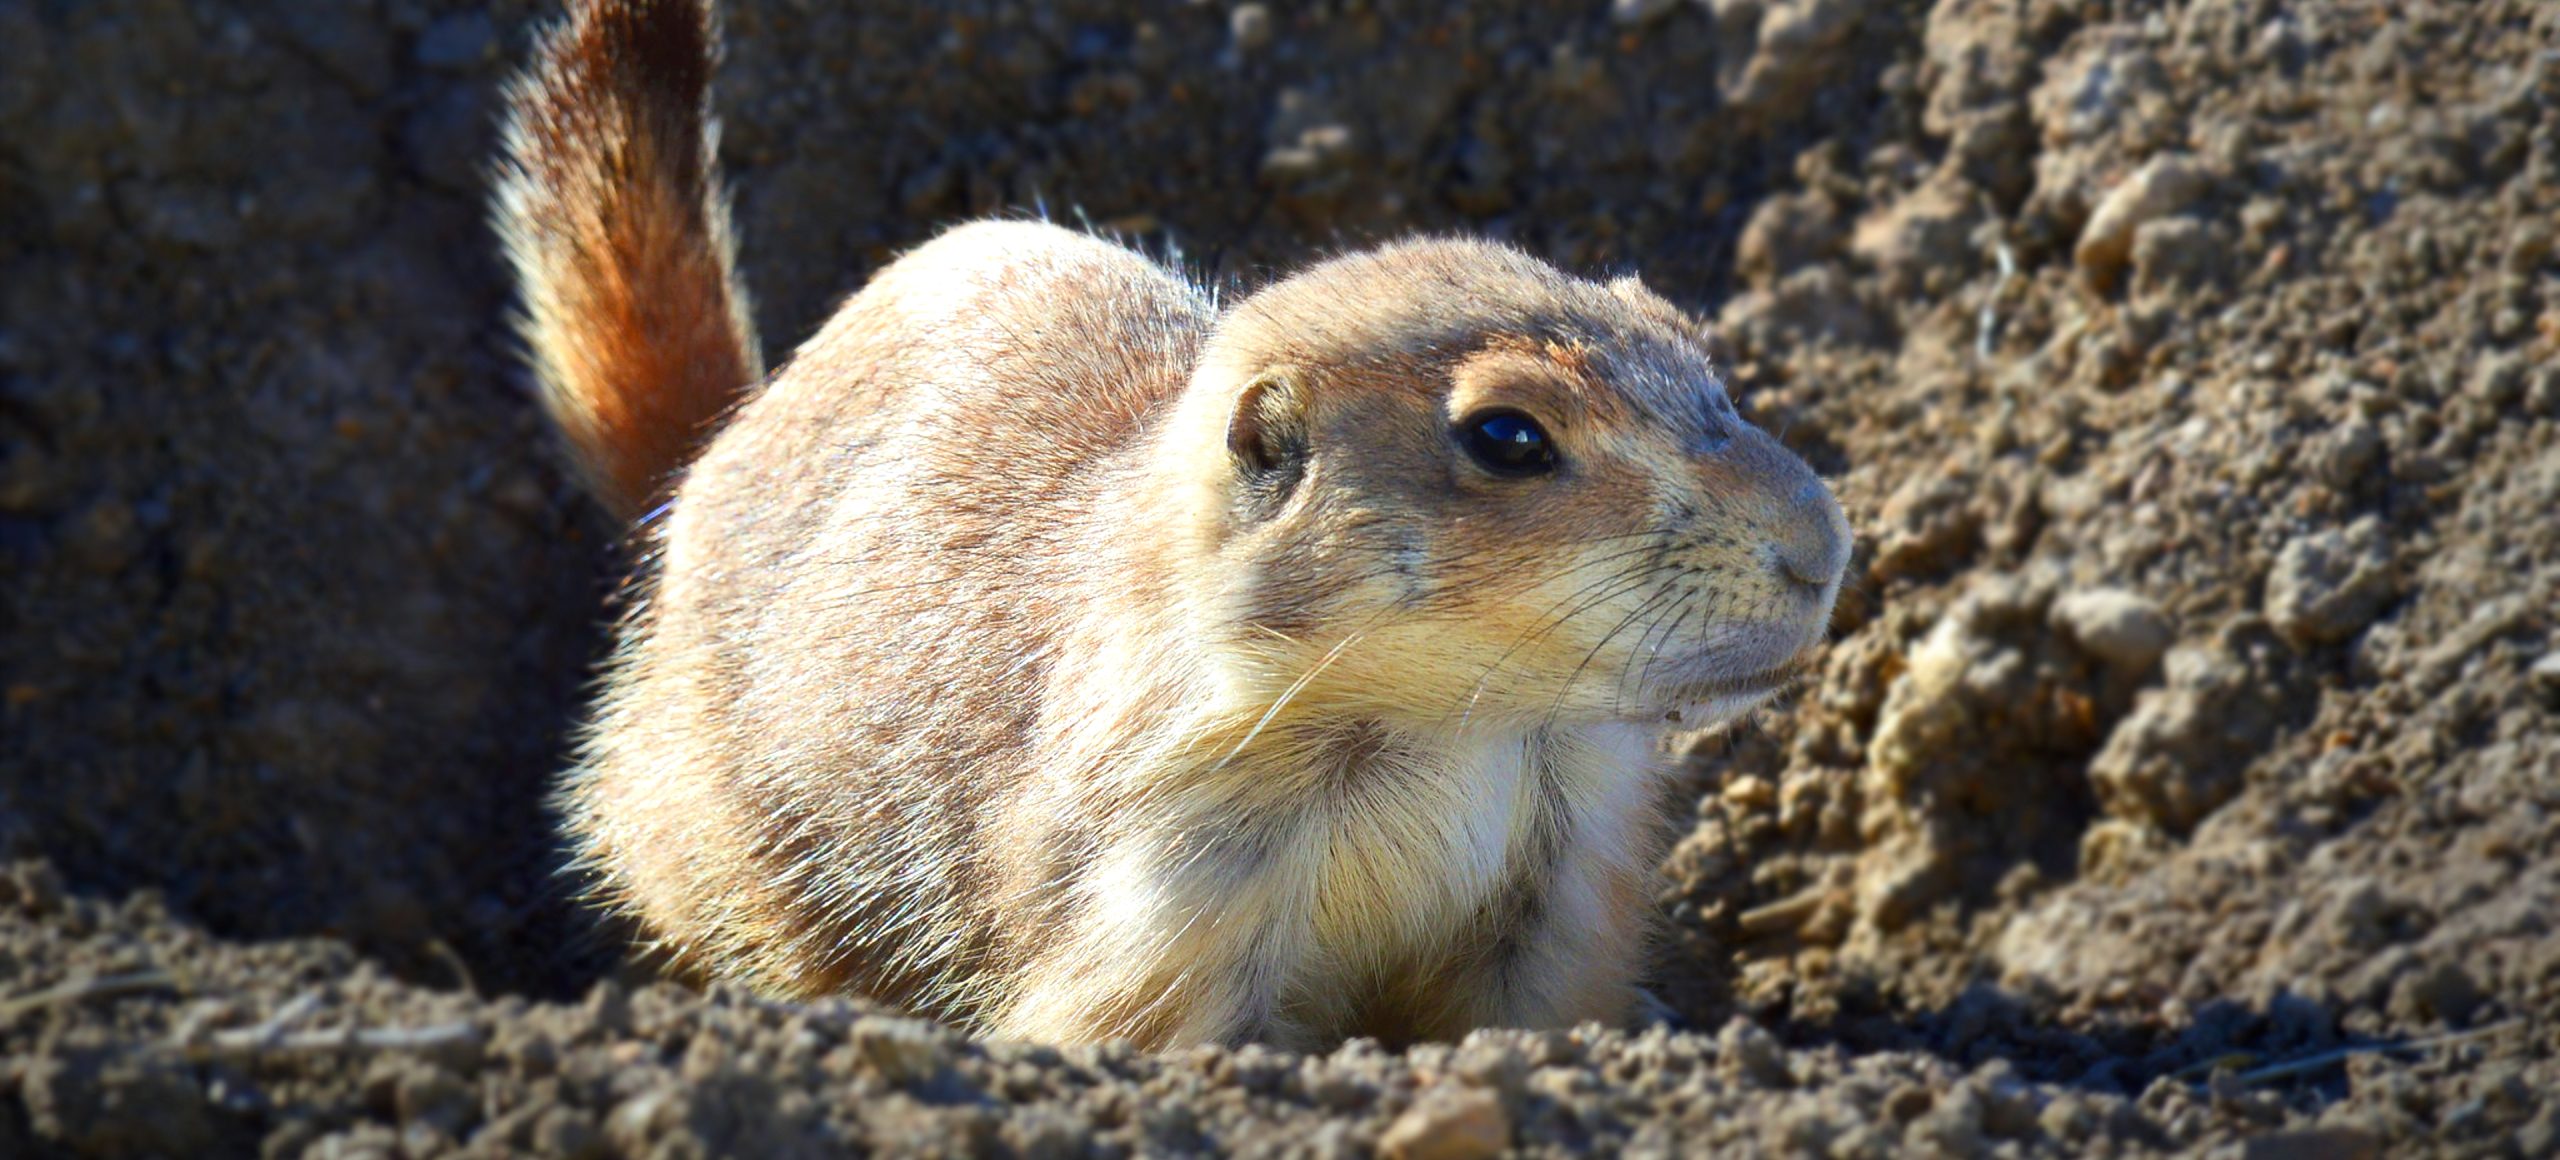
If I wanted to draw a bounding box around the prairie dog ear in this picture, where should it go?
[1226,367,1308,480]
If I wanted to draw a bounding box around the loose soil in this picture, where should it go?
[4,0,2557,1155]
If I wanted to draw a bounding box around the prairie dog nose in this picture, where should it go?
[1771,475,1850,594]
[1709,425,1850,598]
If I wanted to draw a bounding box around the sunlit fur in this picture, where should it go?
[504,0,1849,1051]
[493,0,761,519]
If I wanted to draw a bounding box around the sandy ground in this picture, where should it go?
[4,0,2558,1155]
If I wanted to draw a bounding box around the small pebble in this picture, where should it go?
[2308,421,2382,490]
[1722,774,1777,809]
[1229,4,1272,53]
[2076,153,2209,293]
[2264,519,2394,647]
[2527,651,2560,709]
[1378,1085,1507,1160]
[2052,588,2173,673]
[2391,960,2485,1026]
[851,1017,946,1084]
[1611,0,1680,26]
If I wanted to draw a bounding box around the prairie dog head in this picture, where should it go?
[1158,238,1848,734]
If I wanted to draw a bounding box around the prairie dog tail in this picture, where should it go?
[495,0,763,519]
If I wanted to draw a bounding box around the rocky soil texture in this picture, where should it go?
[4,0,2557,1155]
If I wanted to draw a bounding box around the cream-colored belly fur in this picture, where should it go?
[996,721,1667,1048]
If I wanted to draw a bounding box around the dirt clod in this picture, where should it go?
[2051,587,2174,675]
[2529,652,2560,709]
[19,1041,221,1157]
[1379,1085,1509,1160]
[2266,518,2397,648]
[2075,153,2210,293]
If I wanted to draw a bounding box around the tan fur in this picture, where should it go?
[499,1,1851,1050]
[495,0,762,518]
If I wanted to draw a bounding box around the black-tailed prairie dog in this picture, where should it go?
[496,0,1849,1050]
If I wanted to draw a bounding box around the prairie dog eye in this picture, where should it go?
[1458,409,1559,477]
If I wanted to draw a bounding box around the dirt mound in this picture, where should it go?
[4,0,2557,1155]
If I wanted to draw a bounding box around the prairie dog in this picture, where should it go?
[496,0,1849,1050]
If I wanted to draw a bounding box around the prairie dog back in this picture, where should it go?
[575,222,1218,1012]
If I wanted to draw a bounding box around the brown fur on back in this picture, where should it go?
[495,0,761,518]
[571,223,1218,1020]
